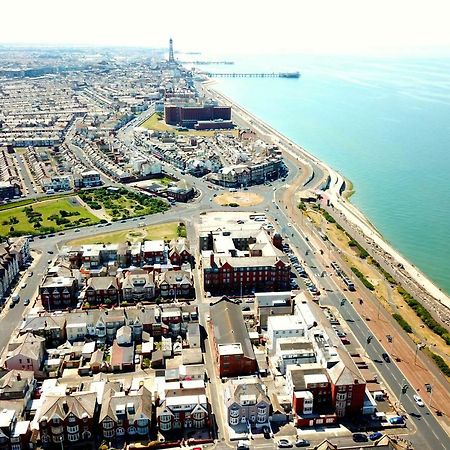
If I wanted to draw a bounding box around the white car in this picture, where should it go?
[277,439,293,448]
[413,394,424,407]
[287,222,292,227]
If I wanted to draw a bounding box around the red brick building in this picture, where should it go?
[84,276,119,304]
[203,253,290,295]
[164,105,231,127]
[209,298,257,378]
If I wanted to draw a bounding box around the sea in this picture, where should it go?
[199,54,450,296]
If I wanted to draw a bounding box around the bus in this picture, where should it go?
[343,277,355,291]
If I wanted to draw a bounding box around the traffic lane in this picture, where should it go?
[330,299,448,449]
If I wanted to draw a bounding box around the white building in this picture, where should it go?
[266,315,305,355]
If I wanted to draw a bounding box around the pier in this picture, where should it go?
[205,71,300,78]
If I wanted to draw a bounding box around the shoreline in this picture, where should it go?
[202,80,450,310]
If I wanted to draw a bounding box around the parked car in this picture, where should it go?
[237,441,250,450]
[277,439,293,448]
[352,433,368,442]
[23,299,30,306]
[295,438,310,447]
[382,353,391,363]
[369,432,383,441]
[388,416,405,425]
[413,395,424,407]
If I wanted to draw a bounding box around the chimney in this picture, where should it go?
[16,373,21,381]
[209,253,215,267]
[62,400,69,414]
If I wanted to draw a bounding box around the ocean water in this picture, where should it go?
[205,54,450,295]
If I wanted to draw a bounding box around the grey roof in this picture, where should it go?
[210,298,255,361]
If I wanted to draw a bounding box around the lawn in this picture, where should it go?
[0,196,100,237]
[141,113,237,137]
[68,222,180,246]
[78,187,169,220]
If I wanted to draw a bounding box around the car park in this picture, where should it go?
[369,432,383,441]
[352,433,368,442]
[413,395,424,407]
[277,439,293,448]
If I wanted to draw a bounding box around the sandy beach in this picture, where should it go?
[202,80,450,314]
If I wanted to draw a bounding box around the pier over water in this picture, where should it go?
[206,71,300,78]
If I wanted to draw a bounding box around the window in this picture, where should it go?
[229,408,239,418]
[52,417,61,425]
[160,414,171,423]
[337,393,347,401]
[128,426,136,435]
[67,433,79,442]
[230,417,239,426]
[67,425,79,433]
[103,420,114,430]
[103,429,114,438]
[160,421,171,431]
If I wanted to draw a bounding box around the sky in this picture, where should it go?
[1,0,450,56]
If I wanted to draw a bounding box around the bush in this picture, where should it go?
[393,313,413,333]
[397,287,450,345]
[177,224,187,238]
[348,238,369,259]
[430,352,450,377]
[351,267,375,291]
[298,202,307,211]
[323,211,336,223]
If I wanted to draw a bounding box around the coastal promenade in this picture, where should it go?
[202,81,450,319]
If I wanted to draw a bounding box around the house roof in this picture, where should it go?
[158,270,192,286]
[7,333,45,361]
[210,298,255,362]
[99,386,152,423]
[226,378,270,407]
[110,340,134,366]
[87,276,118,291]
[328,348,365,386]
[37,391,97,421]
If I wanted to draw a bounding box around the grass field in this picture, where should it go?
[0,197,100,237]
[141,113,237,137]
[68,222,180,246]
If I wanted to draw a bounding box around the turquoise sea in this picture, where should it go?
[205,54,450,295]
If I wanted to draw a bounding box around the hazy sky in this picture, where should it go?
[2,0,450,56]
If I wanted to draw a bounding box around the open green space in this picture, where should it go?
[0,197,100,237]
[140,113,237,137]
[68,222,180,246]
[78,187,169,221]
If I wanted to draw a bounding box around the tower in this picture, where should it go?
[168,38,175,64]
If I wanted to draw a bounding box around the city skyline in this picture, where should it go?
[1,0,450,56]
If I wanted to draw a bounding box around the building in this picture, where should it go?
[99,386,152,441]
[8,237,31,270]
[273,337,316,375]
[255,291,294,329]
[164,104,231,128]
[0,244,20,303]
[4,333,45,375]
[20,315,66,346]
[110,340,134,372]
[0,181,20,200]
[120,269,155,303]
[209,298,257,377]
[36,391,97,446]
[201,229,290,295]
[42,175,72,192]
[168,238,192,266]
[158,270,194,299]
[142,240,165,264]
[84,276,119,304]
[225,378,271,428]
[77,170,102,188]
[39,275,78,310]
[0,409,31,450]
[266,315,305,355]
[157,391,210,433]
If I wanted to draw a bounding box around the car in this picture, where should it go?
[47,250,53,254]
[295,439,310,447]
[236,441,250,450]
[9,302,15,309]
[336,331,346,337]
[21,283,27,289]
[287,223,292,227]
[413,395,424,407]
[277,439,293,448]
[23,299,30,306]
[28,271,33,277]
[388,416,405,425]
[75,228,80,232]
[369,432,383,441]
[58,232,65,235]
[340,336,351,345]
[96,224,104,228]
[352,433,368,442]
[382,353,391,363]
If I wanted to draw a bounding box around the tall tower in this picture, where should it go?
[168,38,175,64]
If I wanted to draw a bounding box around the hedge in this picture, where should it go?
[392,313,413,333]
[397,287,450,345]
[351,266,375,291]
[430,352,450,377]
